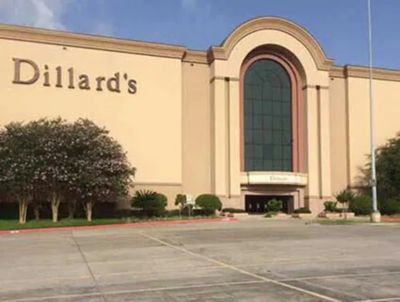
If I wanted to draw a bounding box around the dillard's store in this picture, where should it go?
[1,17,400,214]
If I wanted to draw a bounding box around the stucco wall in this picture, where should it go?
[329,77,349,194]
[0,39,183,188]
[345,76,400,188]
[182,62,212,196]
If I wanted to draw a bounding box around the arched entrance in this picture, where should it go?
[240,49,307,214]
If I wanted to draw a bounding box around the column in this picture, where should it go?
[211,77,228,196]
[228,79,241,197]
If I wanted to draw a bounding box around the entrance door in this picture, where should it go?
[245,195,294,214]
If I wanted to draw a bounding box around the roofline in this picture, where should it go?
[0,21,399,80]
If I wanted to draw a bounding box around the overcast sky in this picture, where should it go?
[0,0,399,69]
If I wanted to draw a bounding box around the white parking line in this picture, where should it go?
[138,231,341,302]
[355,298,400,302]
[1,280,266,302]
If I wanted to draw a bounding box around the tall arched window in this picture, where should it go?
[244,59,293,172]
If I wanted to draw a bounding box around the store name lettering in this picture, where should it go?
[12,58,137,94]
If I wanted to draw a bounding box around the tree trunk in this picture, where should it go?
[51,193,61,223]
[33,204,40,221]
[85,201,94,222]
[67,200,76,219]
[18,198,29,224]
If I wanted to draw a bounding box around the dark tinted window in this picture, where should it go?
[244,59,292,171]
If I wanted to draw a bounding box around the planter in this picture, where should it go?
[275,213,290,219]
[319,212,355,219]
[292,213,315,219]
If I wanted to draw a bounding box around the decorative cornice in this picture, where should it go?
[209,17,335,71]
[0,23,186,59]
[182,50,208,64]
[209,76,240,84]
[302,85,329,90]
[330,65,400,82]
[2,22,400,82]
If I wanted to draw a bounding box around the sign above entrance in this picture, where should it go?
[241,172,307,186]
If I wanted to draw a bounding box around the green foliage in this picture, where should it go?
[195,194,222,212]
[267,199,282,212]
[365,133,400,201]
[323,201,337,212]
[349,195,373,215]
[68,119,135,204]
[380,199,400,215]
[192,208,215,216]
[165,209,181,217]
[293,207,312,214]
[131,190,167,217]
[335,189,355,205]
[0,118,135,222]
[175,194,187,207]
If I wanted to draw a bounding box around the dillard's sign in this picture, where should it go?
[12,58,138,94]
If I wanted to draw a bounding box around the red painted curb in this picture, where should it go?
[0,217,238,236]
[381,216,400,223]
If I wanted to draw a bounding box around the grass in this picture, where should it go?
[0,218,126,231]
[0,215,218,231]
[316,219,367,225]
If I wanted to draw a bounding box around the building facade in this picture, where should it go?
[1,17,400,214]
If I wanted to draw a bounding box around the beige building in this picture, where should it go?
[1,17,399,214]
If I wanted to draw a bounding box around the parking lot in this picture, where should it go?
[0,219,399,302]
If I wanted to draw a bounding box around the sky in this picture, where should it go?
[0,0,399,69]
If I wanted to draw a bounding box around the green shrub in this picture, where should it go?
[324,201,337,212]
[131,190,167,217]
[293,207,311,214]
[195,194,222,213]
[164,209,181,217]
[349,195,373,215]
[175,194,187,207]
[380,199,400,215]
[336,189,355,204]
[267,199,282,212]
[222,208,246,213]
[192,208,215,216]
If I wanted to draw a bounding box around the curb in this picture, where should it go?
[0,217,238,236]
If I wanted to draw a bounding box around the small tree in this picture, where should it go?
[175,194,187,215]
[69,119,135,222]
[267,199,283,213]
[0,122,42,224]
[33,118,72,222]
[364,133,400,202]
[335,189,355,213]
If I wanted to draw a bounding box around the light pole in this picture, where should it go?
[367,0,381,222]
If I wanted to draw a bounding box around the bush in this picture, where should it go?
[193,208,215,216]
[324,201,337,212]
[164,209,181,217]
[267,199,282,212]
[131,190,167,217]
[195,194,222,213]
[380,199,400,215]
[349,195,373,215]
[336,190,355,209]
[293,207,311,214]
[222,208,246,213]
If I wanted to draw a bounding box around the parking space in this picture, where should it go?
[0,219,399,301]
